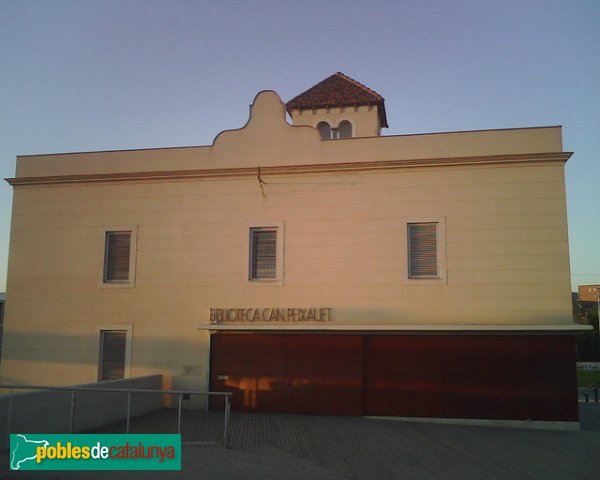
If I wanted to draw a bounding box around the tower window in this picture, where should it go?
[338,120,352,138]
[317,120,353,139]
[317,122,331,140]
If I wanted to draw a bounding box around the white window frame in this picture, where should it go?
[100,226,138,288]
[403,217,447,284]
[96,324,133,381]
[246,221,284,286]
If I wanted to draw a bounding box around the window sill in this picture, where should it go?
[405,276,447,285]
[246,278,283,287]
[99,281,136,289]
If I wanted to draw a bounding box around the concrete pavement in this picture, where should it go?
[2,404,600,479]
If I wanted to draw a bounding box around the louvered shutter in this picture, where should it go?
[250,229,277,279]
[99,330,127,381]
[408,222,438,278]
[104,232,131,282]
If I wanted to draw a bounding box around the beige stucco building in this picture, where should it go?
[1,73,585,426]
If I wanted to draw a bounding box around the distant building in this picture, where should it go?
[1,72,588,428]
[574,287,600,361]
[574,285,599,327]
[578,285,600,303]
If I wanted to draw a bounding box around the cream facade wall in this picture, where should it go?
[14,92,562,178]
[1,91,576,391]
[288,105,382,137]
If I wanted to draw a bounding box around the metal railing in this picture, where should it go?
[583,384,600,403]
[0,384,232,448]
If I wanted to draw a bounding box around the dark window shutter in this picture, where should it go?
[99,330,127,381]
[408,222,438,278]
[251,229,277,280]
[104,232,131,282]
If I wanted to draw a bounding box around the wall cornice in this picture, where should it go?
[198,323,591,333]
[5,152,572,187]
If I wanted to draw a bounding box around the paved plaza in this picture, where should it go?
[2,403,600,479]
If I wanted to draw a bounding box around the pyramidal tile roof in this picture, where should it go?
[286,72,388,128]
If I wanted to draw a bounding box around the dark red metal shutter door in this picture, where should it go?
[210,334,363,415]
[363,334,578,422]
[364,335,444,417]
[283,335,363,415]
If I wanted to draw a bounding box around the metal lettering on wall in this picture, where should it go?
[209,308,332,324]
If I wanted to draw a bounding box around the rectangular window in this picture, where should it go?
[98,330,127,381]
[104,231,132,283]
[408,222,439,278]
[250,228,277,280]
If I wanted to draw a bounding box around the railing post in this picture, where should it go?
[0,384,231,447]
[177,393,183,435]
[69,390,76,433]
[223,394,230,449]
[126,392,131,434]
[595,388,598,404]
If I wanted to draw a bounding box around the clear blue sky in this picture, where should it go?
[0,0,598,292]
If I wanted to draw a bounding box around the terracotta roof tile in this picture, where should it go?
[286,72,388,128]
